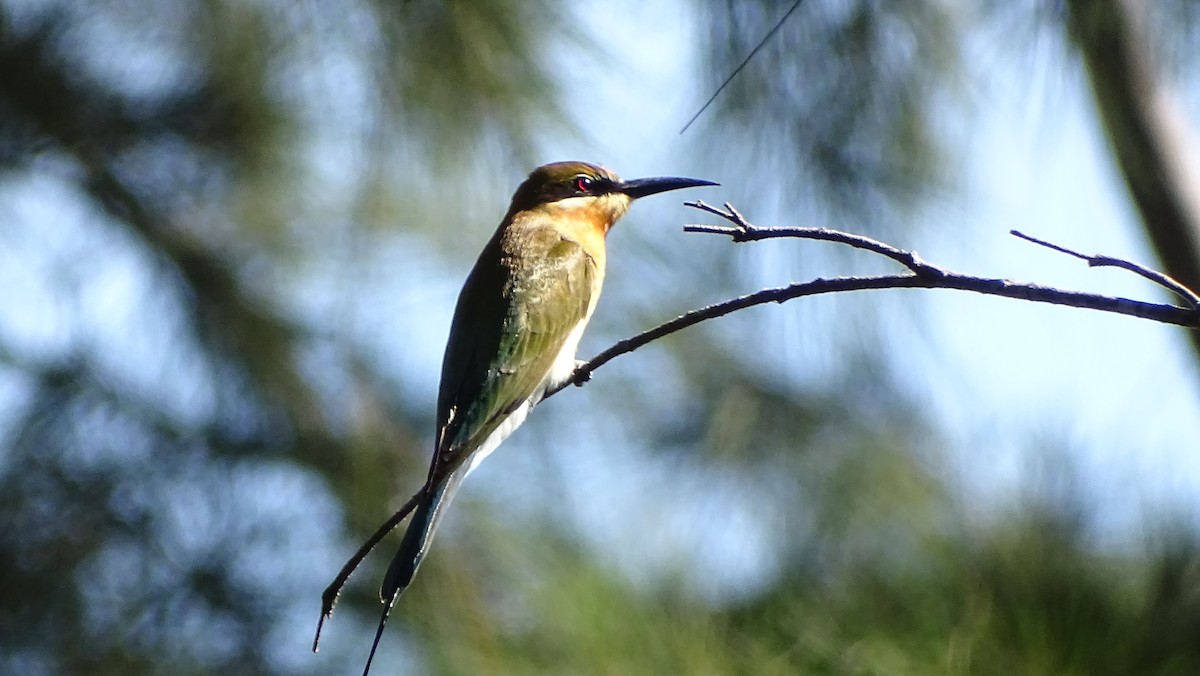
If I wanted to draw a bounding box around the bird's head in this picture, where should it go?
[505,161,717,234]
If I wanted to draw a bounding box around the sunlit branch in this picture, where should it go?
[1010,229,1200,309]
[543,200,1198,399]
[322,199,1199,649]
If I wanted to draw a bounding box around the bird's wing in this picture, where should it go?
[368,232,596,669]
[433,227,596,475]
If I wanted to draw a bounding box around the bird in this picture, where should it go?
[361,161,716,674]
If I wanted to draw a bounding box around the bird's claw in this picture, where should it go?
[572,360,591,386]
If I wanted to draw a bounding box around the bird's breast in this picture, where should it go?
[543,316,590,394]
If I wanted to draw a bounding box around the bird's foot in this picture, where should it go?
[572,360,592,386]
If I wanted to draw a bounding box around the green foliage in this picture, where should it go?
[0,1,1197,675]
[368,423,1200,675]
[696,0,963,226]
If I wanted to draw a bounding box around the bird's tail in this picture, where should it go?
[361,467,467,675]
[382,467,467,598]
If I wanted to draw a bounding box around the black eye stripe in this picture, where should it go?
[530,174,616,204]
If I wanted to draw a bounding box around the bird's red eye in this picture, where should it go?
[575,176,593,193]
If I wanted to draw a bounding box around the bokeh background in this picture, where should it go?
[2,1,1200,674]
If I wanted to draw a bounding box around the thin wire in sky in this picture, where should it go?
[680,0,807,135]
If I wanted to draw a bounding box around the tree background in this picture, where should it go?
[2,1,1199,674]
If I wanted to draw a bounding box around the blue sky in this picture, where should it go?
[530,1,1200,549]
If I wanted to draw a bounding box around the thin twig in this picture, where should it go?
[543,271,1197,401]
[1011,229,1200,309]
[541,204,1199,400]
[684,200,948,276]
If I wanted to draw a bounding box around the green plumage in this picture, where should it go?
[436,216,597,475]
[360,161,714,676]
[377,213,598,613]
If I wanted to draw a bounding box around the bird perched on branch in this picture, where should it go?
[362,161,716,673]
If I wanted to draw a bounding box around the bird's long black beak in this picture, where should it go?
[618,176,718,199]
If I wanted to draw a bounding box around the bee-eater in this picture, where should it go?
[362,161,716,673]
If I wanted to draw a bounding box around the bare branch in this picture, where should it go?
[1011,229,1200,309]
[542,202,1198,400]
[328,201,1199,650]
[684,200,949,276]
[1066,0,1200,356]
